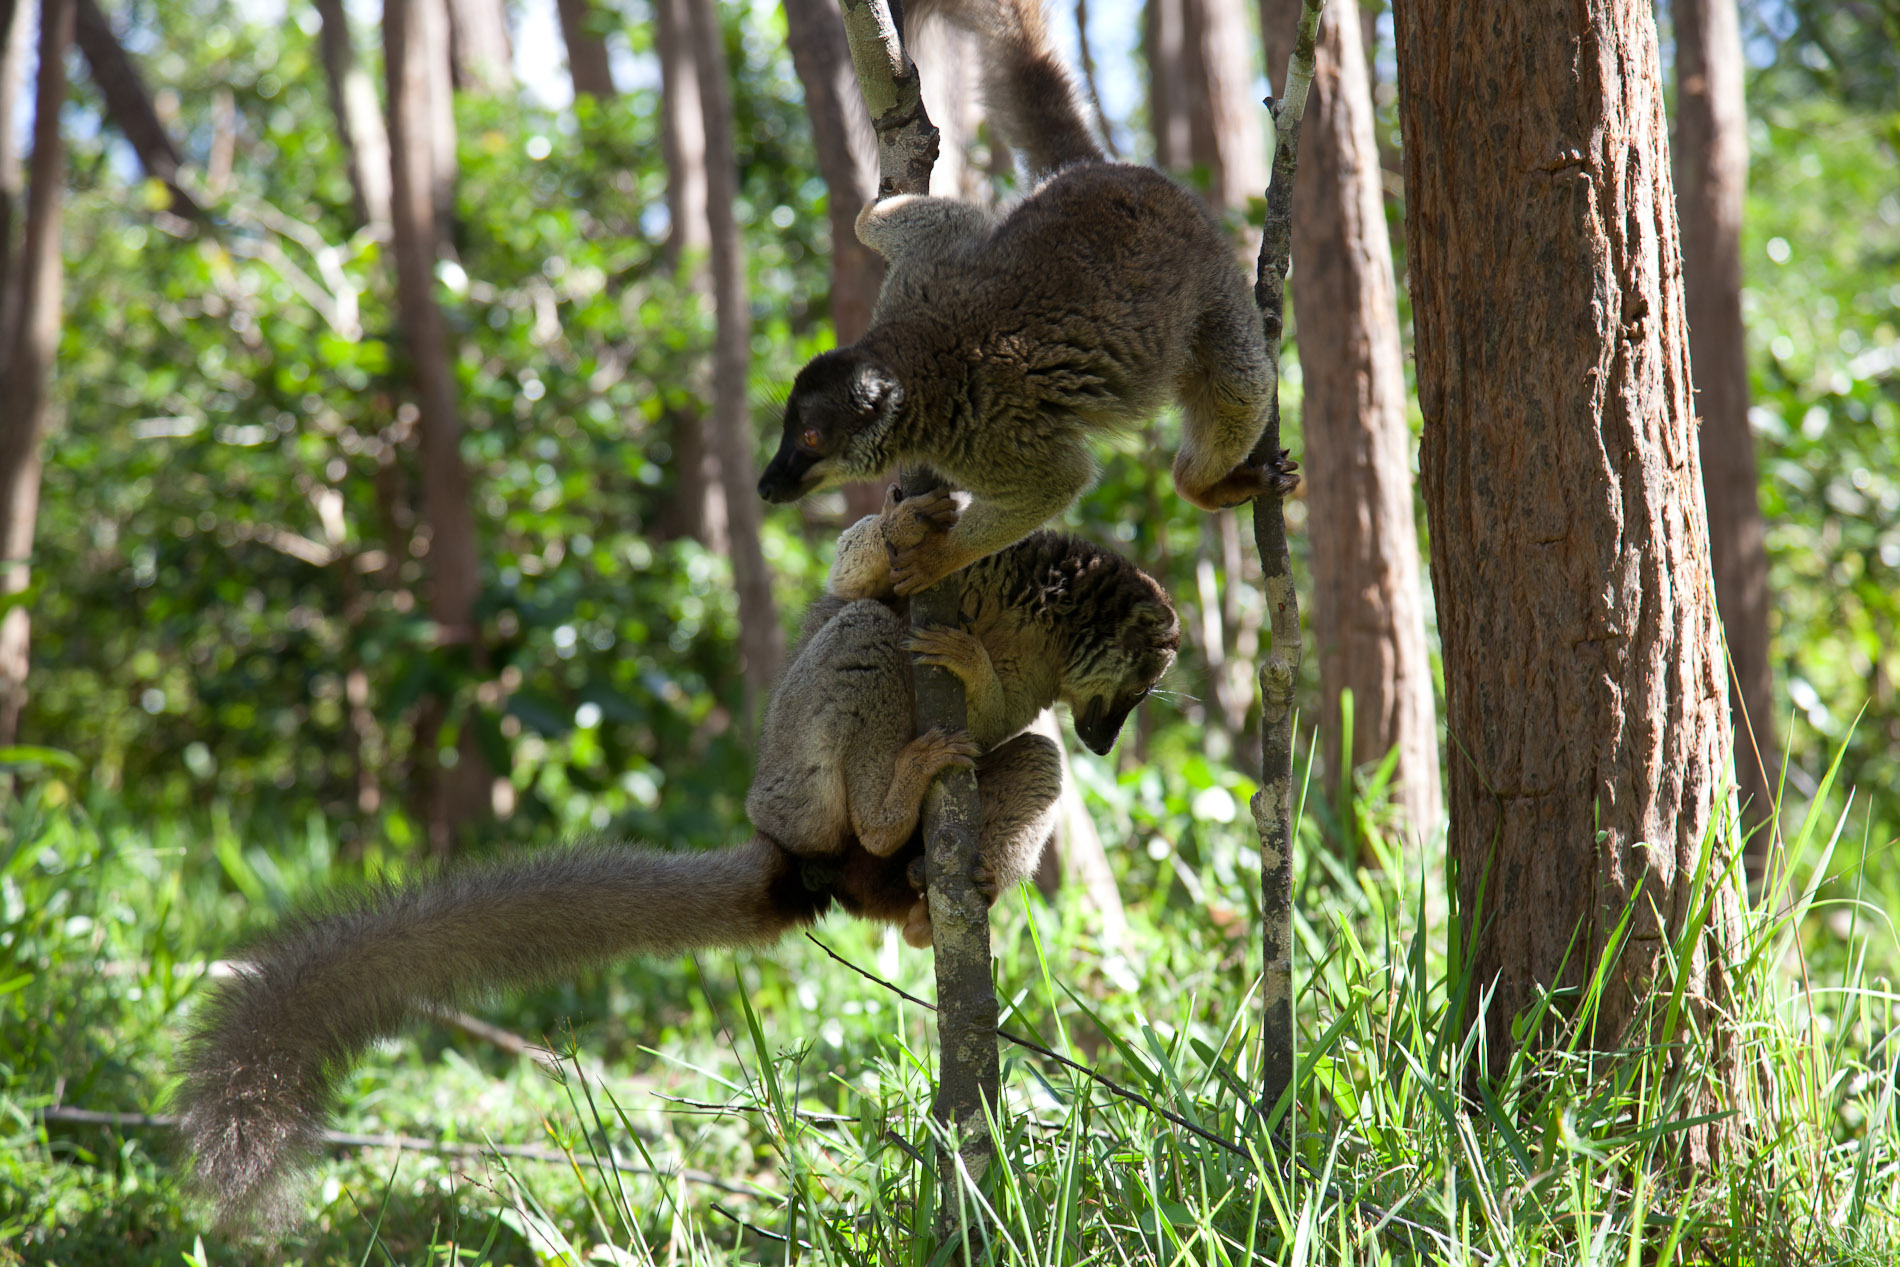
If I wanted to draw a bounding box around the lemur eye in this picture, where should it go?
[800,427,822,451]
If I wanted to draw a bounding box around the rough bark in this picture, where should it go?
[1181,0,1265,210]
[0,0,70,748]
[556,0,617,99]
[1394,0,1744,1156]
[1676,0,1777,884]
[782,0,887,518]
[315,0,393,229]
[445,0,512,94]
[1250,0,1318,1130]
[1263,0,1440,847]
[388,0,488,852]
[71,0,200,217]
[686,0,783,714]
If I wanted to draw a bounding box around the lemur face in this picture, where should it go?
[1066,588,1180,756]
[759,349,904,504]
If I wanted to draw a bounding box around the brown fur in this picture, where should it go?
[756,0,1297,594]
[174,501,1177,1233]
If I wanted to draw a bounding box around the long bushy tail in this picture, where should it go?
[905,0,1103,178]
[173,838,817,1232]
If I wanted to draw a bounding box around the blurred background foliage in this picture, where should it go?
[18,0,1900,880]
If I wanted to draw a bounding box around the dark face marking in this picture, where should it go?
[757,350,902,504]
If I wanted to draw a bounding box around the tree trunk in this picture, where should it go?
[783,0,885,517]
[0,0,32,310]
[555,0,617,99]
[1394,0,1744,1155]
[654,0,708,259]
[388,0,488,852]
[1181,0,1264,210]
[0,0,71,748]
[685,0,783,715]
[445,0,512,94]
[1263,0,1440,847]
[71,0,200,217]
[1143,0,1192,175]
[315,0,393,229]
[1676,0,1777,885]
[649,0,724,547]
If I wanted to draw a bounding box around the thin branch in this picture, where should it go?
[1250,0,1323,1130]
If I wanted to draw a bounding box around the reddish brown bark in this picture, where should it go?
[686,0,783,712]
[1676,0,1778,882]
[0,0,71,748]
[1394,0,1743,1147]
[388,0,488,850]
[555,0,616,99]
[1263,0,1440,845]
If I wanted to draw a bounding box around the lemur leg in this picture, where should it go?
[903,626,1006,737]
[902,733,1064,948]
[1171,293,1297,510]
[855,195,994,264]
[849,727,982,857]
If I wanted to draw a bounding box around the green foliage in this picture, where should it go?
[1741,29,1900,873]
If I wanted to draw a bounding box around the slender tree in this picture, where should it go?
[556,0,617,99]
[0,0,35,315]
[1394,0,1745,1154]
[0,0,72,748]
[650,0,726,547]
[72,0,200,216]
[686,0,782,713]
[1181,0,1264,210]
[445,0,512,94]
[783,0,886,517]
[1677,0,1778,883]
[315,0,393,229]
[1263,0,1440,846]
[387,0,489,852]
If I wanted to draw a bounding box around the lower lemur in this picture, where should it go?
[756,0,1298,595]
[174,489,1179,1231]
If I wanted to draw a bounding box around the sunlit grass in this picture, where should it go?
[3,738,1898,1264]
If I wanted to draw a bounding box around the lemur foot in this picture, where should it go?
[1193,449,1302,509]
[880,483,960,546]
[899,855,1001,949]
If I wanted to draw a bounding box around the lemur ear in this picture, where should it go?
[851,362,904,415]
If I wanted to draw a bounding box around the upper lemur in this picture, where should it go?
[756,0,1298,595]
[174,489,1178,1232]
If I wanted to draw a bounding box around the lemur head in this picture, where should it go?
[758,348,905,504]
[1044,543,1180,756]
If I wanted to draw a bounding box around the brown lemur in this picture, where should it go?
[173,489,1179,1231]
[755,0,1298,595]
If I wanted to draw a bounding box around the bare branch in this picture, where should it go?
[1250,0,1323,1128]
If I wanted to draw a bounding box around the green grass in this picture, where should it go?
[3,746,1898,1265]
